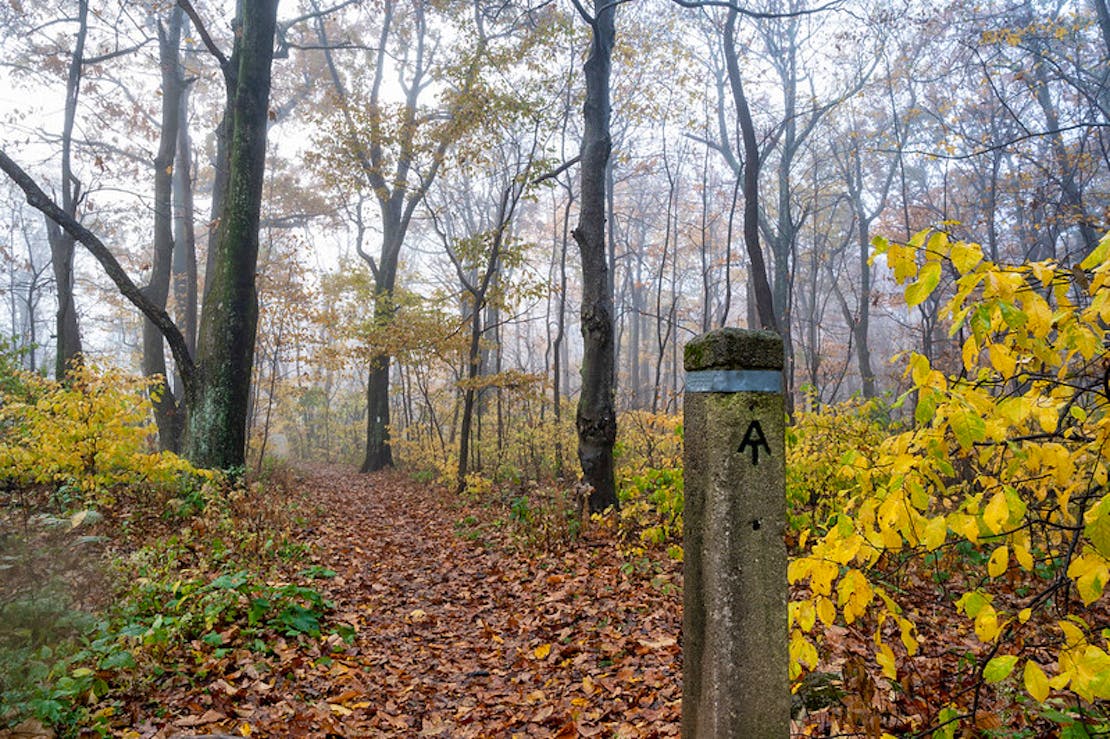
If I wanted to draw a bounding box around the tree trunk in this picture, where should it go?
[49,0,89,379]
[854,224,875,398]
[172,75,198,359]
[573,0,618,513]
[361,210,402,469]
[362,353,395,471]
[47,220,82,378]
[456,305,482,491]
[848,151,876,399]
[143,8,185,452]
[553,192,572,477]
[184,0,279,469]
[723,7,776,332]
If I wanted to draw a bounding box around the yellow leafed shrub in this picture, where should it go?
[0,362,205,505]
[788,229,1110,723]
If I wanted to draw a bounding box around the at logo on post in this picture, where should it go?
[738,420,770,465]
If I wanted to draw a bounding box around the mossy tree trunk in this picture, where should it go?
[183,0,279,469]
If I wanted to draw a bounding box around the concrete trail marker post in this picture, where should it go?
[682,328,789,738]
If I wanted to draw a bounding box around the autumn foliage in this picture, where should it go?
[0,360,204,504]
[786,229,1110,734]
[4,224,1110,736]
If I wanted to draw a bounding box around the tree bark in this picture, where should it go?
[184,0,279,469]
[143,7,186,452]
[48,0,89,379]
[723,7,776,331]
[572,0,618,512]
[172,73,198,359]
[553,189,573,477]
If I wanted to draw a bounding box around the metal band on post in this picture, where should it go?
[685,369,782,394]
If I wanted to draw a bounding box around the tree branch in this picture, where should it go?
[274,0,363,58]
[531,154,581,185]
[568,0,595,25]
[83,38,155,66]
[0,149,197,395]
[883,123,1110,161]
[669,0,842,19]
[177,0,229,71]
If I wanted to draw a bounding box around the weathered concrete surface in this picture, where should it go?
[684,327,784,373]
[682,328,789,739]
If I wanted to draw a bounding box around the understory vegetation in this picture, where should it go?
[3,231,1110,737]
[0,354,341,737]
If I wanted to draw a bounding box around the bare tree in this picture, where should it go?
[570,0,619,512]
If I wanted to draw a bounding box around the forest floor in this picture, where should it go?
[14,466,1081,738]
[121,467,685,738]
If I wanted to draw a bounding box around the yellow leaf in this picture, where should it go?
[949,406,986,450]
[950,241,983,273]
[909,352,932,387]
[984,269,1025,300]
[1066,552,1109,605]
[983,654,1018,683]
[926,229,949,258]
[533,643,552,660]
[987,343,1017,377]
[949,513,980,543]
[790,631,819,671]
[905,261,942,307]
[983,491,1010,535]
[975,604,1001,642]
[1085,495,1110,558]
[961,335,979,371]
[1059,620,1087,648]
[1033,401,1059,433]
[1079,231,1110,271]
[1024,660,1049,702]
[988,545,1009,578]
[899,617,919,656]
[1049,672,1071,690]
[1023,293,1053,337]
[1030,260,1056,287]
[808,559,839,596]
[794,599,816,633]
[1013,542,1034,571]
[787,558,811,584]
[1077,645,1110,699]
[875,642,897,679]
[816,596,836,627]
[838,569,873,625]
[923,515,947,551]
[1018,607,1032,623]
[885,242,918,282]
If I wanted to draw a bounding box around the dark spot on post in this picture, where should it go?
[751,518,762,531]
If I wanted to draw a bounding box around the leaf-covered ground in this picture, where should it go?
[60,466,1104,738]
[122,468,683,738]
